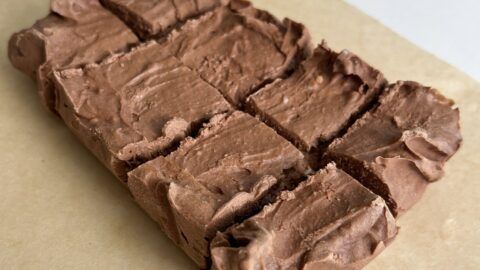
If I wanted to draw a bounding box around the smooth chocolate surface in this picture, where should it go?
[8,0,139,111]
[248,43,386,152]
[54,41,232,182]
[210,163,397,270]
[165,0,312,106]
[325,81,462,216]
[128,111,309,267]
[101,0,227,39]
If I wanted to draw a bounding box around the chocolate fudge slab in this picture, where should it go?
[100,0,227,39]
[210,163,397,270]
[53,41,232,182]
[247,43,387,153]
[165,0,312,106]
[325,81,462,216]
[8,0,139,112]
[128,111,309,267]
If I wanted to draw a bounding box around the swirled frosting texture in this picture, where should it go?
[210,164,397,270]
[8,0,139,111]
[128,111,308,267]
[101,0,227,38]
[166,0,312,106]
[326,81,462,216]
[248,43,387,151]
[54,41,232,181]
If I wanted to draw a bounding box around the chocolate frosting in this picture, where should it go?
[166,0,312,106]
[210,163,397,270]
[8,0,139,111]
[248,43,387,151]
[54,41,231,181]
[128,111,309,267]
[101,0,227,38]
[326,81,462,216]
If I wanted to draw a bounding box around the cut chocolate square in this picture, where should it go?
[165,0,312,106]
[248,43,387,154]
[128,111,309,268]
[100,0,227,39]
[210,163,397,270]
[53,41,232,182]
[8,0,139,112]
[324,81,462,216]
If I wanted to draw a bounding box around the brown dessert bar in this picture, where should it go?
[53,41,232,182]
[210,163,397,270]
[8,0,139,112]
[100,0,228,39]
[164,0,312,106]
[128,111,310,267]
[7,0,464,269]
[247,43,386,153]
[324,81,462,216]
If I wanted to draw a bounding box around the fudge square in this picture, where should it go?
[248,43,387,153]
[8,0,138,112]
[128,111,310,267]
[165,0,312,106]
[210,163,397,270]
[325,81,462,216]
[53,41,232,182]
[101,0,227,39]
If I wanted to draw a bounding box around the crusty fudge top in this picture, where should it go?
[211,163,397,270]
[54,41,232,163]
[165,0,312,106]
[248,43,386,151]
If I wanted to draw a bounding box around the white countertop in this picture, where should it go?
[346,0,480,82]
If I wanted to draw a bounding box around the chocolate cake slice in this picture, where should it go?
[53,41,232,182]
[210,163,397,270]
[100,0,228,39]
[128,111,310,268]
[324,81,462,216]
[247,43,386,154]
[8,0,139,112]
[164,0,312,106]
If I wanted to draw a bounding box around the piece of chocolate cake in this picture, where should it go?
[100,0,228,39]
[165,0,312,106]
[247,43,386,154]
[8,0,139,112]
[53,41,232,182]
[210,163,397,270]
[324,81,462,216]
[128,111,310,268]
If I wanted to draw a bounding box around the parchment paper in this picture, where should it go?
[0,0,478,269]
